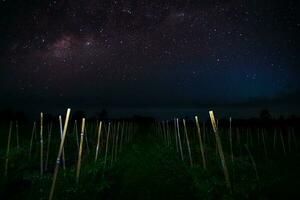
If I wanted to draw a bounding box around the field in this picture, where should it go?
[0,109,299,200]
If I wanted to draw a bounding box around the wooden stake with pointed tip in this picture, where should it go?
[4,121,13,177]
[95,121,103,162]
[183,119,193,167]
[49,108,71,200]
[76,118,86,183]
[29,121,36,157]
[195,116,206,170]
[209,111,231,192]
[40,112,44,177]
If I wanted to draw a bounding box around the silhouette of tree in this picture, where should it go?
[260,109,271,120]
[72,110,86,120]
[96,109,108,120]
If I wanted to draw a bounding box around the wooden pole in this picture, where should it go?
[195,116,206,170]
[183,119,193,166]
[84,124,90,154]
[76,118,86,183]
[176,118,184,161]
[95,121,103,162]
[261,129,268,159]
[4,121,13,177]
[280,131,286,156]
[174,118,179,152]
[245,144,259,181]
[29,121,36,157]
[119,121,125,153]
[74,120,79,149]
[40,112,44,176]
[16,121,20,149]
[114,122,120,162]
[45,122,53,171]
[104,122,111,170]
[209,111,231,191]
[49,108,71,200]
[59,116,66,171]
[229,117,233,162]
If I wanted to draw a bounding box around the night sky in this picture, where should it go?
[0,0,299,118]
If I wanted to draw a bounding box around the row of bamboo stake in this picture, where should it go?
[155,111,298,193]
[3,108,137,200]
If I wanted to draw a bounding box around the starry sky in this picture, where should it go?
[0,0,299,117]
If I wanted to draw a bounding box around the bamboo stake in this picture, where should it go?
[183,119,193,167]
[273,129,277,150]
[166,121,171,146]
[49,108,71,200]
[203,122,206,146]
[119,121,125,153]
[4,121,13,177]
[45,122,53,171]
[95,121,103,162]
[110,123,116,166]
[195,116,206,170]
[291,128,297,150]
[261,129,268,159]
[84,125,90,154]
[59,116,66,171]
[229,117,233,162]
[288,131,292,152]
[174,118,179,152]
[16,121,19,149]
[237,128,241,155]
[76,118,86,183]
[209,111,231,191]
[74,120,79,149]
[176,118,184,161]
[40,112,44,177]
[114,122,120,162]
[162,121,166,144]
[104,122,111,170]
[244,144,259,181]
[280,131,286,156]
[29,121,36,157]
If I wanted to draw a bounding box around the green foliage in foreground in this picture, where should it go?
[0,132,300,200]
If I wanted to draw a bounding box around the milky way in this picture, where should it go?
[0,0,299,116]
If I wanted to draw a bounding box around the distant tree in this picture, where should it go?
[260,109,272,121]
[44,113,54,122]
[72,110,86,121]
[96,109,108,120]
